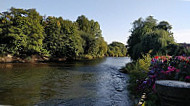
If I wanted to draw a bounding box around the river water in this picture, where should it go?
[0,57,132,106]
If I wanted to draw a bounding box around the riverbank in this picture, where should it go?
[0,55,49,63]
[0,54,128,63]
[0,55,101,63]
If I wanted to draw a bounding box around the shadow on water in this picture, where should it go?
[47,57,106,68]
[0,57,132,106]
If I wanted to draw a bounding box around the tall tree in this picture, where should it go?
[0,7,45,56]
[43,16,83,59]
[76,15,107,58]
[127,16,175,60]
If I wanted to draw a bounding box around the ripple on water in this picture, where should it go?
[0,57,132,106]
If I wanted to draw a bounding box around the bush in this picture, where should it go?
[137,53,152,73]
[123,53,152,97]
[121,53,151,73]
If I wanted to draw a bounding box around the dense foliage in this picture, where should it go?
[0,8,128,60]
[76,15,108,59]
[107,41,127,57]
[127,16,175,60]
[42,16,84,59]
[122,53,152,94]
[161,43,190,56]
[0,7,45,56]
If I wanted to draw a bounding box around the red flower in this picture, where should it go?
[154,56,159,59]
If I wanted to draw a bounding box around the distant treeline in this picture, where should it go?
[0,7,127,60]
[107,42,127,57]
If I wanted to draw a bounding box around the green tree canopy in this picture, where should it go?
[0,7,45,56]
[43,16,84,59]
[127,16,175,60]
[76,15,107,58]
[0,8,120,60]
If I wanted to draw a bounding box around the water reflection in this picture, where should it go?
[0,57,132,105]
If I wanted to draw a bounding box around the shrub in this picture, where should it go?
[137,53,152,73]
[121,53,151,73]
[125,53,152,96]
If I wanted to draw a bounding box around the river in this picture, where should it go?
[0,57,133,106]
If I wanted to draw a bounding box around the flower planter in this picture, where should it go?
[156,80,190,106]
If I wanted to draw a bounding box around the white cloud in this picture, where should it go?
[173,29,190,43]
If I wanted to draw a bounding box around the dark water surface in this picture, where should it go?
[0,57,132,106]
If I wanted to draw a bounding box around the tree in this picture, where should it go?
[107,41,127,57]
[0,8,108,60]
[141,29,175,55]
[127,16,175,60]
[76,15,107,58]
[0,7,45,56]
[157,21,172,32]
[161,44,190,56]
[43,16,84,59]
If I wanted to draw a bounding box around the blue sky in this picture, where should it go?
[1,0,190,44]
